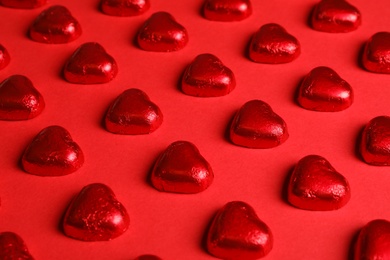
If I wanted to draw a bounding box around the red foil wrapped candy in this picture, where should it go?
[63,42,118,84]
[297,66,353,112]
[22,125,84,176]
[63,183,130,241]
[29,5,82,44]
[151,141,214,194]
[0,75,45,120]
[105,88,163,135]
[137,12,188,52]
[203,0,252,22]
[206,201,273,259]
[287,155,351,211]
[249,23,300,64]
[229,99,288,148]
[181,53,236,97]
[311,0,361,33]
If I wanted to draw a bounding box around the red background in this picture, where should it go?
[0,0,389,259]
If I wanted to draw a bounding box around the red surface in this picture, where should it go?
[0,0,389,259]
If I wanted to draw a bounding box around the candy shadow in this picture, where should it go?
[292,76,305,107]
[280,166,295,204]
[243,34,253,60]
[356,42,367,70]
[57,196,75,235]
[347,228,360,260]
[305,4,315,29]
[200,210,217,254]
[354,126,364,161]
[223,110,236,144]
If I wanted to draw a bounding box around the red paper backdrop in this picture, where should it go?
[0,0,389,259]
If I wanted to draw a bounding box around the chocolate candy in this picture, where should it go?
[360,116,390,165]
[230,99,288,148]
[137,12,188,52]
[105,88,163,135]
[0,232,34,259]
[63,183,130,241]
[0,0,45,9]
[63,42,118,84]
[151,141,214,193]
[206,201,273,259]
[354,219,390,260]
[249,23,300,63]
[287,155,351,211]
[297,66,353,112]
[203,0,252,21]
[362,32,390,74]
[0,75,45,120]
[22,125,84,176]
[181,53,236,97]
[311,0,361,33]
[29,5,82,44]
[100,0,150,16]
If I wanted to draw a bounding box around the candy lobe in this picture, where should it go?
[360,116,390,165]
[0,75,45,120]
[0,0,46,9]
[354,219,390,260]
[287,155,351,211]
[362,32,390,74]
[22,125,84,176]
[230,100,288,148]
[0,232,34,259]
[206,201,273,259]
[105,88,163,134]
[63,183,130,241]
[297,66,353,112]
[203,0,252,22]
[0,44,10,70]
[29,5,82,44]
[63,42,118,84]
[151,141,213,194]
[100,0,150,16]
[181,53,236,97]
[249,23,300,64]
[137,12,188,52]
[311,0,361,33]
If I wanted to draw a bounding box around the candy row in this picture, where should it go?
[1,198,389,259]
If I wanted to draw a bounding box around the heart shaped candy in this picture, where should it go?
[151,141,214,193]
[0,0,45,9]
[22,125,84,176]
[105,88,163,134]
[354,219,390,260]
[297,66,353,112]
[249,23,300,64]
[360,116,390,165]
[0,232,34,259]
[362,32,390,74]
[181,53,236,97]
[203,0,252,22]
[230,99,288,148]
[29,5,82,44]
[0,44,10,70]
[0,75,45,121]
[137,12,188,52]
[63,183,130,241]
[63,42,118,84]
[206,201,273,259]
[287,155,351,211]
[100,0,150,16]
[311,0,361,33]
